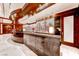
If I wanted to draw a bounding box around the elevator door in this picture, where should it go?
[74,15,79,47]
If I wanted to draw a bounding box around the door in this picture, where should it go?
[61,15,74,46]
[64,15,74,43]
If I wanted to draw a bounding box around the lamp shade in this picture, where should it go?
[49,26,54,34]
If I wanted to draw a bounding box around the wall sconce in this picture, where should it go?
[23,28,26,31]
[49,26,54,34]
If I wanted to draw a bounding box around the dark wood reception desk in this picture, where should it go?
[13,32,24,43]
[24,31,61,56]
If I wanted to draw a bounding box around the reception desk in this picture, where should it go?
[13,32,24,43]
[24,31,60,56]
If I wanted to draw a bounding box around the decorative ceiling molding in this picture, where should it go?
[0,17,10,20]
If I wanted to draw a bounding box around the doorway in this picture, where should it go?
[63,15,74,43]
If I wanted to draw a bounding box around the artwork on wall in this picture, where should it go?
[23,17,54,33]
[45,18,54,33]
[36,22,41,32]
[31,24,36,32]
[36,18,54,33]
[46,18,54,26]
[39,20,46,32]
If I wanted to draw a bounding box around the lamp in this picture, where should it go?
[49,26,54,34]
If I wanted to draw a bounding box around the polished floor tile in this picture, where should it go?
[60,44,79,56]
[0,34,37,56]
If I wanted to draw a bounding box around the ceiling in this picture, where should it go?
[0,3,53,24]
[0,3,25,23]
[19,3,79,24]
[0,3,24,18]
[0,3,78,24]
[9,3,45,21]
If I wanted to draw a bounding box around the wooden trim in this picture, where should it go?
[60,16,65,43]
[55,7,79,17]
[62,41,75,47]
[61,15,75,47]
[0,17,10,20]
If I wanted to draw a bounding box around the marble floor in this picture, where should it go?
[60,44,79,56]
[0,34,37,56]
[0,34,79,56]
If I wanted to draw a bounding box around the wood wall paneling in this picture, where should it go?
[3,24,13,34]
[74,15,79,48]
[56,7,79,47]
